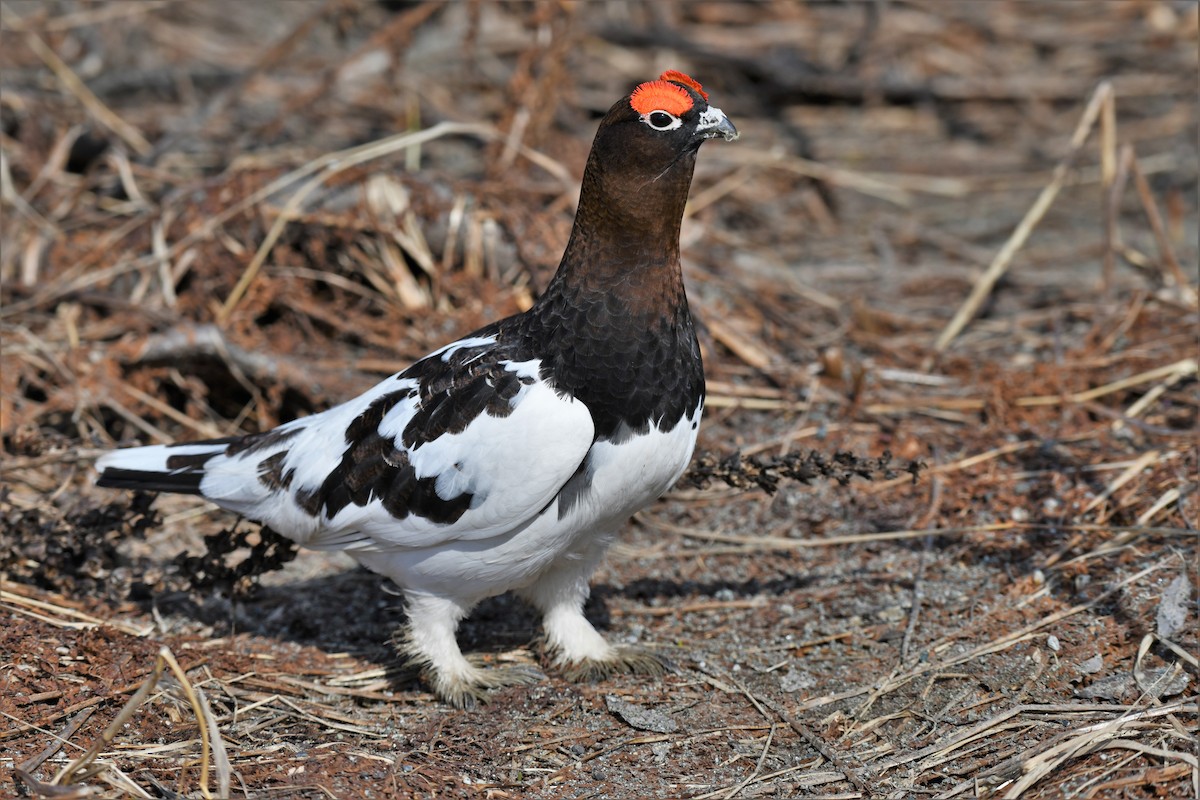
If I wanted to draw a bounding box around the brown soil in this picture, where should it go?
[2,2,1197,799]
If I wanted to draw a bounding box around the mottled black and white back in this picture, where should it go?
[97,70,737,706]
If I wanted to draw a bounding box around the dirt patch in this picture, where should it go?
[2,2,1197,798]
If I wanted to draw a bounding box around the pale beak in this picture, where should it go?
[696,106,739,141]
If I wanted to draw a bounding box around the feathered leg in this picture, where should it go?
[519,537,670,681]
[399,593,542,707]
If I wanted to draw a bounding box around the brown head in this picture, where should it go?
[561,70,738,272]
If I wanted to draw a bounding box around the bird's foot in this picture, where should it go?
[559,644,674,683]
[423,659,545,709]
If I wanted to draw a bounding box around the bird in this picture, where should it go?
[96,70,738,707]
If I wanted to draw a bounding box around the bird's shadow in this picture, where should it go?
[149,564,829,683]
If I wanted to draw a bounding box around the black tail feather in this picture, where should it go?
[96,468,205,495]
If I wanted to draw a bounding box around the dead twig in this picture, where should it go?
[18,29,151,155]
[932,81,1113,355]
[16,707,94,775]
[1129,147,1193,294]
[759,695,875,798]
[55,646,228,800]
[686,448,923,494]
[214,120,569,324]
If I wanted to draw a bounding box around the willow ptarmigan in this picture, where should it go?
[97,71,738,706]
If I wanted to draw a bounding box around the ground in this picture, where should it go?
[1,2,1197,799]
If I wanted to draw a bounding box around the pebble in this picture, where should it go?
[780,668,816,693]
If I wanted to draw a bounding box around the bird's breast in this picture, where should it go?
[558,399,703,528]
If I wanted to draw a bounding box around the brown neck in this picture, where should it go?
[515,138,703,440]
[539,145,697,308]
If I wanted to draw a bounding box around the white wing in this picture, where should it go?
[97,340,595,552]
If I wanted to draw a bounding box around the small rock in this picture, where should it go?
[780,668,816,693]
[1137,666,1190,699]
[605,695,678,733]
[1078,654,1103,674]
[876,605,906,623]
[1076,674,1135,701]
[1076,667,1190,701]
[1156,574,1192,638]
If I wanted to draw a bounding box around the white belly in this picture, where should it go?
[354,403,702,600]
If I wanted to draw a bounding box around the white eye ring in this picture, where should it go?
[641,110,683,131]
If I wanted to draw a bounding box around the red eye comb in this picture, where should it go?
[659,70,708,101]
[630,79,694,116]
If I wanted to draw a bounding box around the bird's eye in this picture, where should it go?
[644,110,681,131]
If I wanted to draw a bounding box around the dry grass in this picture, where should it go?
[2,1,1197,798]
